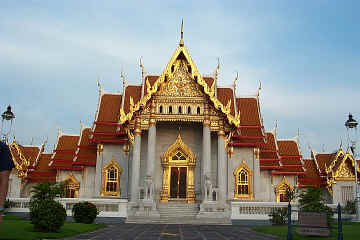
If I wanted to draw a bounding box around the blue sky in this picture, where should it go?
[0,1,359,156]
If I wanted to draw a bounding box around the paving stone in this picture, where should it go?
[62,224,281,240]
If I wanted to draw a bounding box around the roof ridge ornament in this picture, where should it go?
[257,80,262,97]
[179,19,184,46]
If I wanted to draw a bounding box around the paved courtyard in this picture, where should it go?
[64,224,280,240]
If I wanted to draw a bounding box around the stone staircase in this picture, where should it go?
[126,201,231,225]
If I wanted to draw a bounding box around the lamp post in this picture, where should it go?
[345,113,360,222]
[1,105,15,143]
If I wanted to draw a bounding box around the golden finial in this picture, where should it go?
[233,71,238,89]
[96,76,102,93]
[257,80,262,97]
[216,57,220,72]
[179,19,184,46]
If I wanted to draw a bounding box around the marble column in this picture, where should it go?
[253,148,261,200]
[202,105,211,200]
[146,104,156,178]
[217,121,227,204]
[130,117,141,202]
[145,112,156,201]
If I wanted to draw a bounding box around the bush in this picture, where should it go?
[29,181,67,232]
[72,201,98,224]
[4,199,14,209]
[299,187,334,226]
[343,200,356,214]
[30,200,67,232]
[269,207,288,225]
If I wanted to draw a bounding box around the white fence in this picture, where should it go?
[7,198,128,218]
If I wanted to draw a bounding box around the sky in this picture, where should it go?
[0,0,359,156]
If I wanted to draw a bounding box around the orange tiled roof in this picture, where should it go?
[144,75,159,95]
[259,132,281,169]
[27,153,56,182]
[217,87,235,115]
[93,93,127,143]
[74,128,97,166]
[315,153,335,175]
[230,97,265,146]
[298,159,325,187]
[21,146,41,166]
[203,76,214,89]
[50,135,81,170]
[123,85,142,114]
[275,140,305,174]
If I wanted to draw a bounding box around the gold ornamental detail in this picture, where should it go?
[119,43,240,127]
[160,134,196,203]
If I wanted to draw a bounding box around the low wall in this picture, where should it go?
[7,198,128,218]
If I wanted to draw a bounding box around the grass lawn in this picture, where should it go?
[253,222,360,240]
[0,216,106,240]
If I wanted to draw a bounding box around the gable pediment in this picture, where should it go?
[156,60,204,98]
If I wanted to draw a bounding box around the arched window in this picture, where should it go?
[275,177,294,203]
[187,106,191,114]
[234,160,253,199]
[237,170,249,195]
[197,106,201,115]
[102,158,122,197]
[169,106,173,114]
[63,175,80,198]
[106,166,118,192]
[178,106,182,114]
[159,105,163,114]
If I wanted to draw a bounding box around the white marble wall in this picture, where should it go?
[227,147,254,200]
[79,166,96,198]
[94,144,130,198]
[332,181,357,205]
[8,172,21,198]
[152,122,203,201]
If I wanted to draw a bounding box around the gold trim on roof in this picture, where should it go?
[119,43,240,127]
[9,140,30,179]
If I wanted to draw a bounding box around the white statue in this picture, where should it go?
[204,174,213,202]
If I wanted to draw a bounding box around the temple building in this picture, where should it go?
[6,26,360,223]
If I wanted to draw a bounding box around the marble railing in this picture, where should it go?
[7,198,128,217]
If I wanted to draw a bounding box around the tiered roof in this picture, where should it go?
[27,153,56,182]
[259,132,281,170]
[92,92,128,143]
[73,127,97,166]
[272,139,305,175]
[49,133,81,171]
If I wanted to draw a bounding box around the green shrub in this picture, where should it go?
[72,201,98,224]
[29,181,67,232]
[4,199,14,209]
[30,200,67,232]
[269,207,288,225]
[343,200,356,214]
[299,187,334,226]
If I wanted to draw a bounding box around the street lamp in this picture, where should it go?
[345,113,360,222]
[1,105,15,143]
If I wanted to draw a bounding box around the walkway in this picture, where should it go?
[63,224,280,240]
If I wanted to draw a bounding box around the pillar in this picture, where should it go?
[146,104,156,178]
[217,120,227,203]
[130,116,141,202]
[202,105,211,193]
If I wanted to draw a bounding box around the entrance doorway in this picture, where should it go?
[160,134,196,203]
[170,167,187,199]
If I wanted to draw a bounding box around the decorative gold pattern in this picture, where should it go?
[234,160,253,199]
[8,139,30,179]
[160,134,196,203]
[157,60,204,97]
[118,43,240,127]
[275,177,294,203]
[63,174,80,198]
[101,158,122,197]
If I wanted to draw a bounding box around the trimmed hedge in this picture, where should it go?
[72,201,99,224]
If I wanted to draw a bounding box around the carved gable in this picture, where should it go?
[156,60,204,98]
